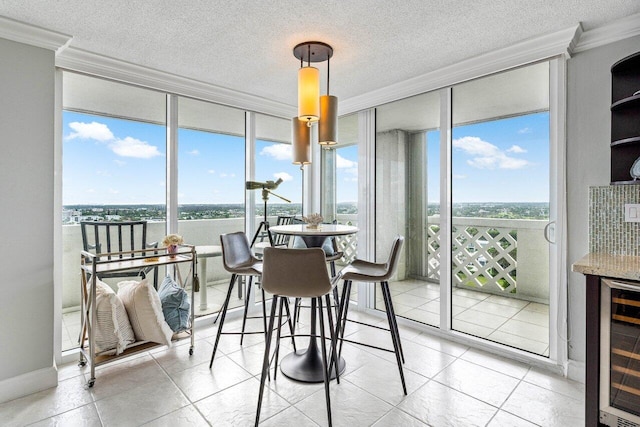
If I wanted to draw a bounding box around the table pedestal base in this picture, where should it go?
[280,344,345,383]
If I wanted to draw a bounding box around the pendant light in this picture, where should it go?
[292,116,311,165]
[293,42,335,134]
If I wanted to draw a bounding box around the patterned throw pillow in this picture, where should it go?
[90,277,135,354]
[158,275,190,333]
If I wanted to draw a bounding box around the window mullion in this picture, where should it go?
[166,93,178,234]
[439,87,452,331]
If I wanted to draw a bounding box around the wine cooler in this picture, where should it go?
[600,278,640,427]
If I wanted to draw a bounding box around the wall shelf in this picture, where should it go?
[611,51,640,184]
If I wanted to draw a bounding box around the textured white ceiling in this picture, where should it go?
[2,0,639,108]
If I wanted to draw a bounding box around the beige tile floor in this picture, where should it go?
[375,279,550,356]
[11,306,581,427]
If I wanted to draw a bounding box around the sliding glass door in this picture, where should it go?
[370,60,555,357]
[451,62,552,356]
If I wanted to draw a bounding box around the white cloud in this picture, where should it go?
[336,154,358,178]
[507,145,527,153]
[260,143,291,161]
[108,188,119,194]
[86,188,95,193]
[66,121,114,141]
[336,154,357,169]
[208,169,216,174]
[452,136,529,170]
[274,172,293,182]
[188,149,200,156]
[220,172,228,178]
[109,137,162,158]
[518,127,532,134]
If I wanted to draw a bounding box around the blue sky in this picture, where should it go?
[63,110,547,206]
[62,111,360,205]
[428,111,550,203]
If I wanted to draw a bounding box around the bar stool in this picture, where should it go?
[209,231,295,368]
[256,247,341,427]
[336,235,407,395]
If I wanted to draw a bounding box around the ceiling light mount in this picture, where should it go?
[293,41,333,63]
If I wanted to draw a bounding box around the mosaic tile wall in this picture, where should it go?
[590,185,640,255]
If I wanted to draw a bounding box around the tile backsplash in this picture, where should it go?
[590,185,640,255]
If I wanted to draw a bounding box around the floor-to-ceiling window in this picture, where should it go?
[61,72,167,351]
[254,113,301,224]
[329,113,360,302]
[176,97,246,317]
[375,91,440,327]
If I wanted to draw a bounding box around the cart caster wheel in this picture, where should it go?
[78,361,86,367]
[88,380,95,388]
[189,348,194,356]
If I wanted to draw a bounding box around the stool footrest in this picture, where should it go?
[339,337,396,354]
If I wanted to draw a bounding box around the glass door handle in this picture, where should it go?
[544,221,555,244]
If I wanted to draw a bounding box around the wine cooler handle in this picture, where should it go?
[607,279,640,292]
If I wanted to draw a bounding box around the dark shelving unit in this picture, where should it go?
[611,51,640,184]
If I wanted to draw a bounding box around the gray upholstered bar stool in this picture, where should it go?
[209,231,295,368]
[256,247,340,427]
[336,235,407,395]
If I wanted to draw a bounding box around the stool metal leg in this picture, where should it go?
[380,282,407,395]
[337,280,352,358]
[283,297,297,352]
[325,293,340,385]
[240,276,253,345]
[273,297,285,381]
[255,295,278,427]
[210,273,237,368]
[382,281,405,363]
[317,296,333,427]
[260,288,268,341]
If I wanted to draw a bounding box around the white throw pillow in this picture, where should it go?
[117,278,173,347]
[90,277,135,355]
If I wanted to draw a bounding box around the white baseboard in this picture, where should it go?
[0,366,57,404]
[566,359,585,384]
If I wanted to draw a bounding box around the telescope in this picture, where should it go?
[245,177,283,190]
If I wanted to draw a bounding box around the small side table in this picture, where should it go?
[195,245,222,311]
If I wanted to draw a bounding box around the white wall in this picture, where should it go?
[566,35,640,365]
[0,37,57,399]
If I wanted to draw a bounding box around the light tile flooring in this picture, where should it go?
[375,279,550,356]
[12,307,581,427]
[63,278,547,356]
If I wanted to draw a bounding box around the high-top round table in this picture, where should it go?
[269,223,358,383]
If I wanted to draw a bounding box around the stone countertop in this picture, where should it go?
[572,253,640,281]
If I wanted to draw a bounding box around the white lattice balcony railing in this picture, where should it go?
[426,216,549,301]
[335,214,358,264]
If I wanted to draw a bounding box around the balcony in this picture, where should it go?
[61,215,549,356]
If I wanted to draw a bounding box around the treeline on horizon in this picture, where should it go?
[65,201,549,220]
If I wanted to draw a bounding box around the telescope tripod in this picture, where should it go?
[250,188,291,249]
[250,189,275,249]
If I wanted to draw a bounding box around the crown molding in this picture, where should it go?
[573,12,640,53]
[0,15,71,52]
[339,25,581,116]
[56,47,296,119]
